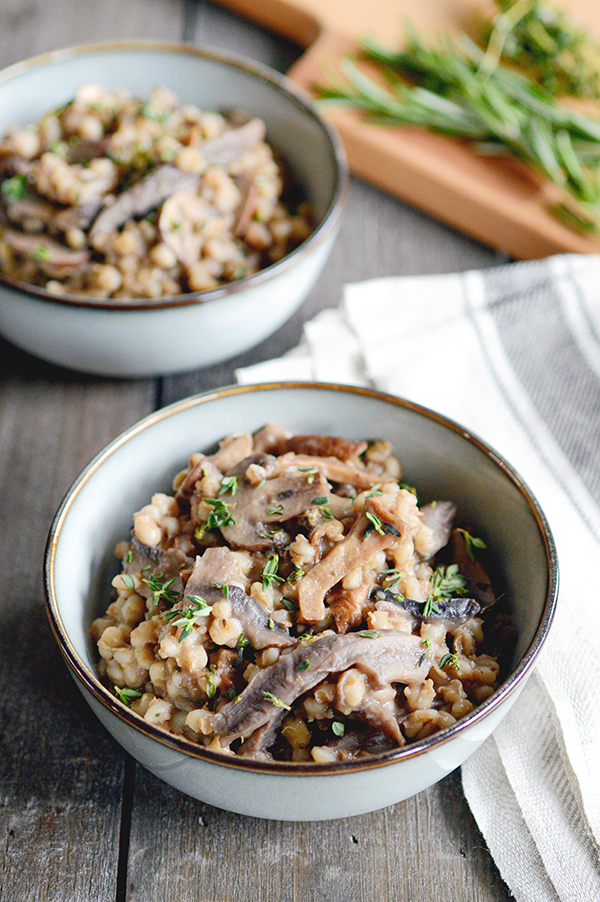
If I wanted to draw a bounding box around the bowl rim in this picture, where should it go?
[44,381,559,776]
[0,40,348,312]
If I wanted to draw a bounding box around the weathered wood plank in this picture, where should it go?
[0,1,186,900]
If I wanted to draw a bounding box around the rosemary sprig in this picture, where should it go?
[317,6,600,235]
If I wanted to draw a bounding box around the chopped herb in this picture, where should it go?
[1,174,28,200]
[298,466,317,484]
[114,686,142,705]
[366,486,384,497]
[121,574,136,591]
[268,617,276,630]
[363,511,384,537]
[331,721,345,737]
[418,652,429,667]
[196,497,236,535]
[206,674,218,698]
[311,496,329,506]
[430,563,467,599]
[457,528,487,561]
[398,483,418,500]
[360,629,381,639]
[382,567,404,589]
[145,572,181,607]
[421,637,432,649]
[236,632,249,649]
[213,581,230,599]
[262,690,291,710]
[439,652,461,672]
[124,550,133,564]
[262,554,286,591]
[423,595,441,617]
[267,503,284,516]
[226,687,238,700]
[384,522,401,537]
[296,659,311,671]
[163,595,213,641]
[298,632,313,642]
[281,597,299,611]
[30,244,50,262]
[288,566,304,582]
[219,475,239,496]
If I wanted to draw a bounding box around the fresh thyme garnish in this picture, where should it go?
[262,690,291,710]
[456,528,487,561]
[381,567,405,589]
[124,550,133,564]
[364,511,385,536]
[298,466,317,484]
[262,554,285,591]
[114,686,142,705]
[430,563,467,599]
[296,659,311,671]
[145,572,181,607]
[121,574,136,591]
[267,503,284,516]
[163,595,213,641]
[423,596,441,617]
[281,597,299,611]
[213,582,230,599]
[219,475,239,495]
[360,629,381,639]
[311,495,334,519]
[439,652,461,672]
[195,498,236,538]
[1,173,28,200]
[331,721,345,737]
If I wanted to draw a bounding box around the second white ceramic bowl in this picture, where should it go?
[0,43,347,376]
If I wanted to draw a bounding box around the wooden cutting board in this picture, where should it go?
[213,0,600,259]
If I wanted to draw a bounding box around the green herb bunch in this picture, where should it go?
[317,0,600,235]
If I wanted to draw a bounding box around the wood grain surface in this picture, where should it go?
[213,0,600,259]
[0,2,514,901]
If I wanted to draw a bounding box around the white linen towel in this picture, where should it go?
[237,253,600,902]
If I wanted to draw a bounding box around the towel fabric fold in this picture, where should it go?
[237,254,600,901]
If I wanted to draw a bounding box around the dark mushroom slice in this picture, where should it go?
[451,528,496,608]
[210,629,429,747]
[122,536,192,601]
[260,433,368,462]
[0,228,89,276]
[372,587,480,627]
[419,500,457,557]
[175,434,255,508]
[218,453,330,552]
[3,192,58,231]
[89,164,200,237]
[183,547,295,650]
[200,117,266,166]
[273,452,383,491]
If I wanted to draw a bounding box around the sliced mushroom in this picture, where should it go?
[451,528,496,608]
[419,500,457,557]
[298,494,407,622]
[210,629,429,746]
[183,547,296,650]
[89,164,199,237]
[273,452,383,491]
[218,454,330,552]
[158,190,207,266]
[0,228,89,275]
[372,587,480,627]
[200,118,266,166]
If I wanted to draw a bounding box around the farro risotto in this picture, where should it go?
[90,425,515,763]
[0,84,313,300]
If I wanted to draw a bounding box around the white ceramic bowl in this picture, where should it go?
[44,383,558,820]
[0,43,347,376]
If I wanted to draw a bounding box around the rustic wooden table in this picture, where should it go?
[0,1,515,900]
